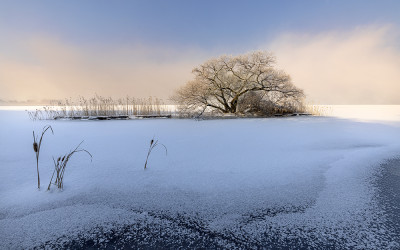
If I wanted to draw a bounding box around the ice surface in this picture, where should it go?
[1,106,400,248]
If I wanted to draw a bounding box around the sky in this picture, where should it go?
[0,0,399,104]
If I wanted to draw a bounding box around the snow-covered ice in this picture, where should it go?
[1,106,400,248]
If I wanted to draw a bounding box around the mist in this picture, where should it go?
[1,25,399,104]
[0,37,209,103]
[268,25,400,104]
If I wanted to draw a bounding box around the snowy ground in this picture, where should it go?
[1,106,400,249]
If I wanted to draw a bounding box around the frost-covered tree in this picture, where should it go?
[172,51,304,116]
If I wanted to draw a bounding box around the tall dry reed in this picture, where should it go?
[27,95,171,120]
[144,137,167,170]
[32,125,54,189]
[47,141,92,190]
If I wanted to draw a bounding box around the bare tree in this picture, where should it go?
[171,51,304,116]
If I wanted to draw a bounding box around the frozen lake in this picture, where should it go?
[1,106,400,248]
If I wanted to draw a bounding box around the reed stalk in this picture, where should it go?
[48,141,92,190]
[144,137,167,170]
[32,125,54,189]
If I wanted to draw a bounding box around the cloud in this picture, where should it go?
[266,25,400,104]
[0,36,210,102]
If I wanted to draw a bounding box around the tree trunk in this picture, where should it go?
[230,99,238,113]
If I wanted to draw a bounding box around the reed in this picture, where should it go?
[305,104,332,116]
[27,95,172,120]
[144,137,167,170]
[47,141,92,190]
[32,125,54,189]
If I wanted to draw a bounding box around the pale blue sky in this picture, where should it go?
[1,0,399,49]
[1,0,399,103]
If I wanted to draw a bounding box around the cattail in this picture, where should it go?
[32,125,54,190]
[48,141,92,190]
[144,137,167,169]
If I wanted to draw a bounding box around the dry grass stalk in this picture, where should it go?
[144,137,167,170]
[47,141,92,190]
[32,125,54,189]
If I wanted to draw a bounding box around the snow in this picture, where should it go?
[1,106,400,248]
[329,105,400,123]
